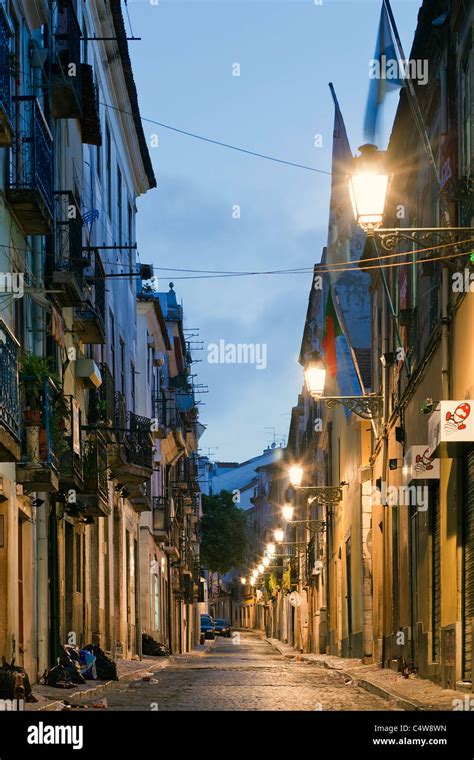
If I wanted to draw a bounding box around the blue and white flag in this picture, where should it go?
[364,1,404,143]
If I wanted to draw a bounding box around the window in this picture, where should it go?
[109,310,115,375]
[128,200,133,285]
[131,360,136,411]
[105,122,111,220]
[120,337,126,396]
[117,166,122,244]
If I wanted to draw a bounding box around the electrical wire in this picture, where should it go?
[99,101,332,175]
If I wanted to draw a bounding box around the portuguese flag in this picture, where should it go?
[322,288,342,377]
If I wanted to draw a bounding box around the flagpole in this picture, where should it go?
[383,0,441,188]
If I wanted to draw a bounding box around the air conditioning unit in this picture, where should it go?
[75,358,102,389]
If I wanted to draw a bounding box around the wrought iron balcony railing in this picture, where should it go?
[51,191,87,305]
[52,0,82,118]
[58,395,84,490]
[0,5,12,145]
[127,412,153,469]
[0,320,20,458]
[7,96,53,234]
[80,63,101,146]
[18,378,59,475]
[89,361,115,426]
[82,428,108,505]
[152,389,181,430]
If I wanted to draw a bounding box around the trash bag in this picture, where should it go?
[0,657,37,702]
[79,649,97,680]
[83,645,118,681]
[0,658,17,699]
[142,633,170,657]
[59,646,86,685]
[44,664,75,689]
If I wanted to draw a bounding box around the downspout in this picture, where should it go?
[48,497,61,667]
[380,274,390,670]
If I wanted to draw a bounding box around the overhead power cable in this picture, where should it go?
[100,101,332,175]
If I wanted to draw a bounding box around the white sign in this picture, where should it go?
[288,591,302,608]
[403,446,440,482]
[428,400,474,457]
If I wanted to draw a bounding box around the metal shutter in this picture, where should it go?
[463,448,474,682]
[432,484,441,662]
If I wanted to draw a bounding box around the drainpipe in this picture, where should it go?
[36,493,49,676]
[381,275,390,670]
[441,266,450,400]
[48,497,61,666]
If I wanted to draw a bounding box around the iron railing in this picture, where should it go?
[0,6,11,123]
[58,395,83,486]
[127,412,152,469]
[52,191,87,294]
[20,378,58,471]
[89,362,115,425]
[82,429,108,503]
[0,320,20,440]
[152,495,170,534]
[9,96,53,216]
[151,389,180,429]
[54,0,82,109]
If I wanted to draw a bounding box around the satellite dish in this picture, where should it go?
[288,591,302,608]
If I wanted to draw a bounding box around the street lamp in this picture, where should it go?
[282,503,294,522]
[262,556,270,568]
[274,528,285,543]
[252,569,259,578]
[303,352,326,398]
[266,542,276,556]
[258,563,265,574]
[288,464,304,488]
[240,576,247,585]
[348,144,390,232]
[303,351,382,420]
[349,143,474,250]
[250,577,256,586]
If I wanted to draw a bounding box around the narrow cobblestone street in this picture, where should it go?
[105,632,395,711]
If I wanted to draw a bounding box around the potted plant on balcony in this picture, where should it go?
[19,354,69,464]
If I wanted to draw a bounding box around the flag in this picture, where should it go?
[322,288,342,378]
[364,1,404,143]
[327,83,354,248]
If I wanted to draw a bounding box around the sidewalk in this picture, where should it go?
[27,639,215,711]
[265,638,464,711]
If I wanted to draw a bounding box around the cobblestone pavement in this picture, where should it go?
[104,631,396,711]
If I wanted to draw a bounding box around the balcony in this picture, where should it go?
[88,361,115,431]
[51,192,87,306]
[128,478,152,513]
[152,496,170,541]
[6,96,53,234]
[80,429,110,516]
[0,321,20,462]
[109,395,153,486]
[80,63,101,146]
[51,0,82,119]
[58,396,84,492]
[0,6,13,146]
[16,378,59,493]
[73,301,106,344]
[151,389,181,439]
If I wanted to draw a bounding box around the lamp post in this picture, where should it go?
[303,351,382,420]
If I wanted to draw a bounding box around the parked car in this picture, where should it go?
[200,614,215,639]
[214,618,231,637]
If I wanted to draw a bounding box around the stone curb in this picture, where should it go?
[265,637,423,711]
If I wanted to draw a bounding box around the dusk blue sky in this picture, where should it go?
[126,0,421,461]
